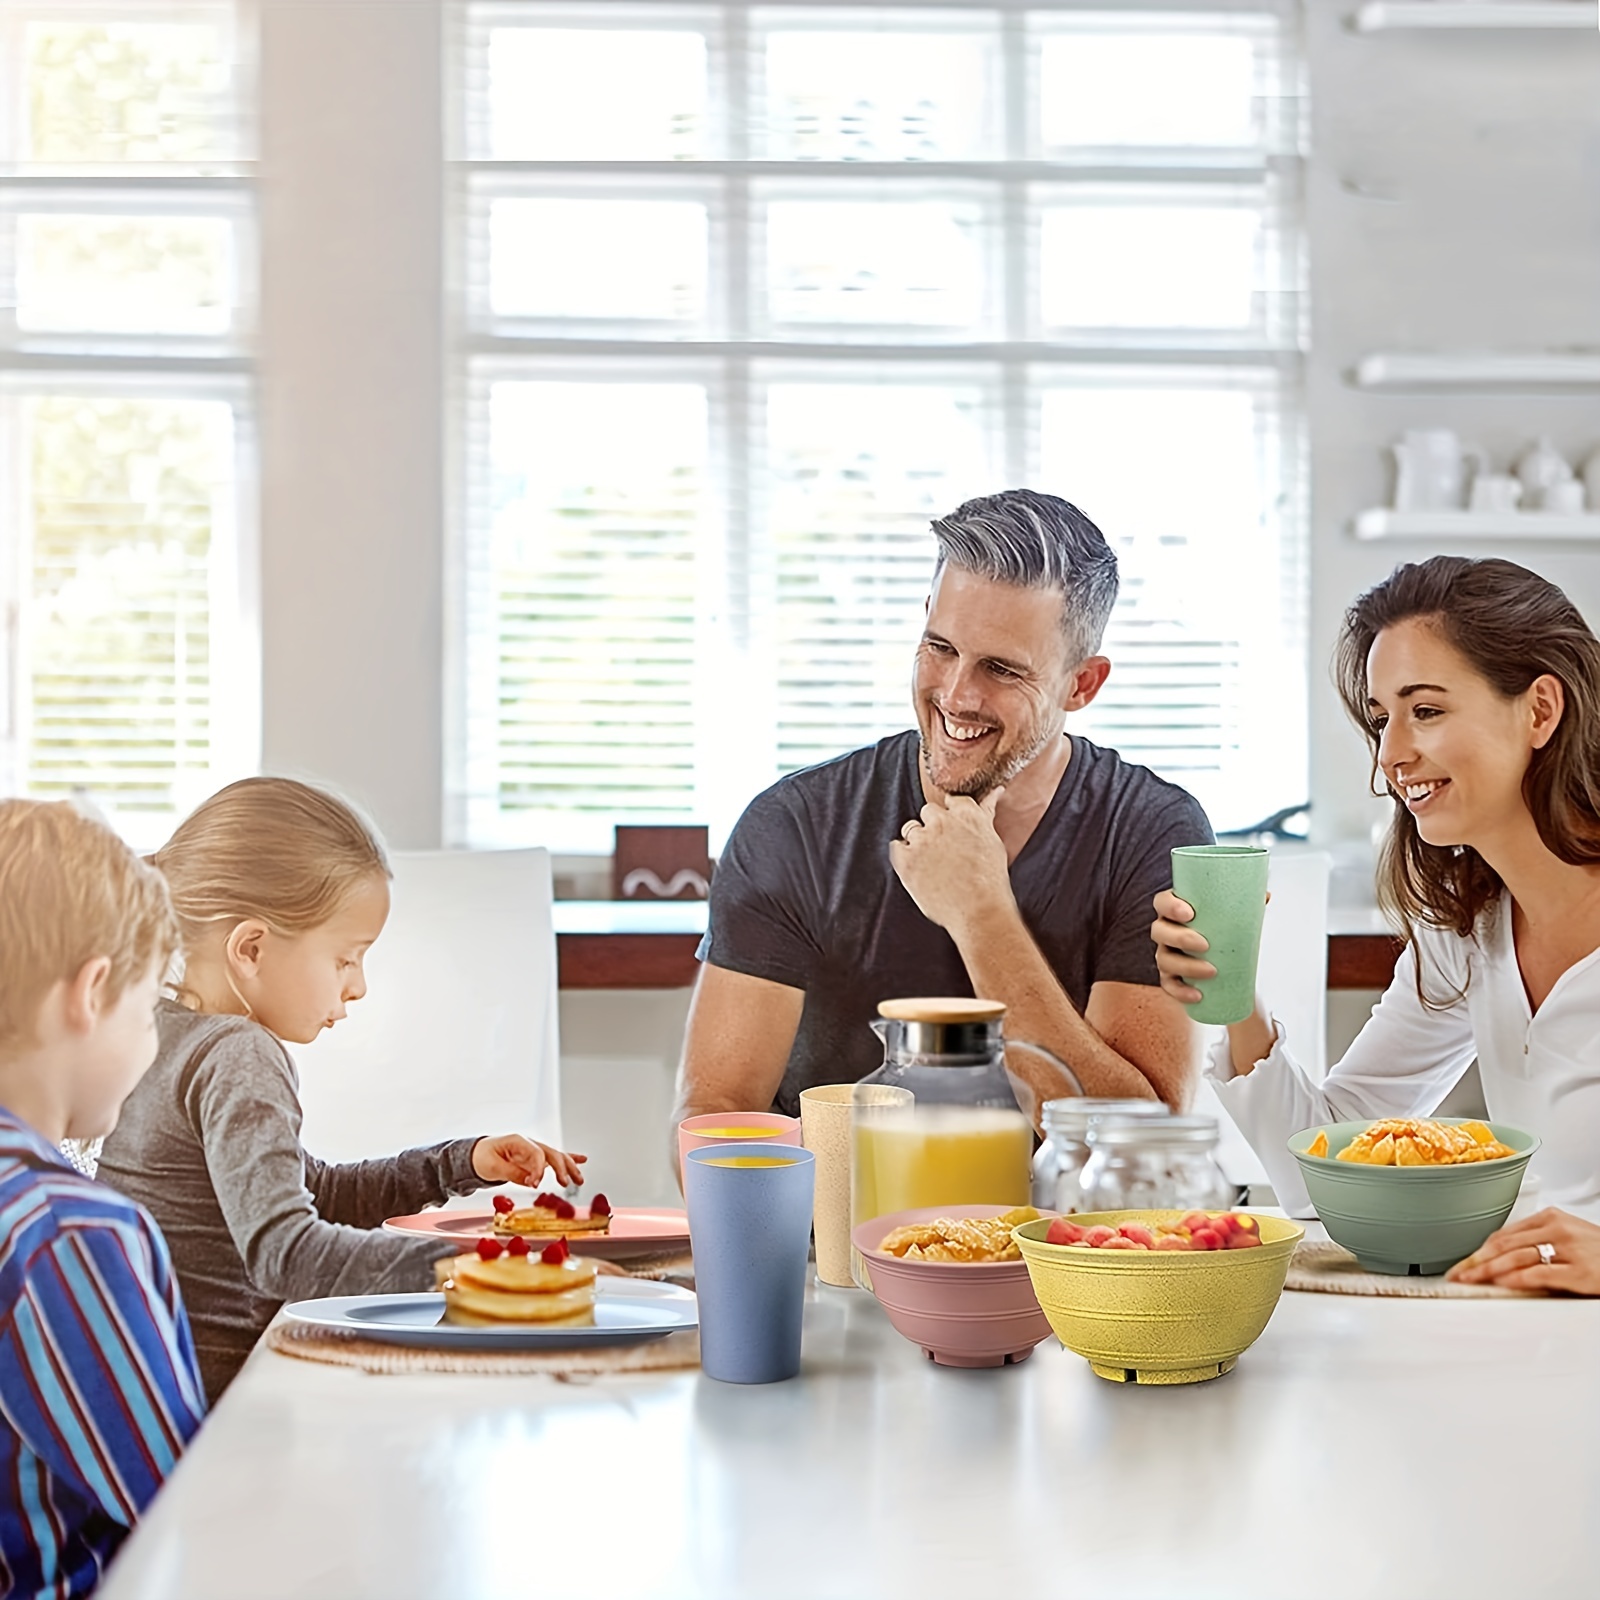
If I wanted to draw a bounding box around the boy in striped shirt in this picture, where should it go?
[0,800,205,1600]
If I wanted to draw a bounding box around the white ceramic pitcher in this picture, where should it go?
[1391,429,1485,512]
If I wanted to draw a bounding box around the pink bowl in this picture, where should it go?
[851,1205,1055,1369]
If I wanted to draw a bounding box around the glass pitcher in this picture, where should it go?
[858,997,1084,1113]
[849,998,1083,1287]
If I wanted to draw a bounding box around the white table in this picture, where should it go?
[101,1281,1599,1600]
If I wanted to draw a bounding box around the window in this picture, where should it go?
[0,2,255,844]
[455,2,1306,851]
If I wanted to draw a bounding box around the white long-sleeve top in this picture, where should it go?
[1208,893,1600,1220]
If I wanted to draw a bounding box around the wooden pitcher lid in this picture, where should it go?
[877,997,1007,1024]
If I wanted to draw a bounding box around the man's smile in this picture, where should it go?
[936,708,998,745]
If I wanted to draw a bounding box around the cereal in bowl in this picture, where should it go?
[1325,1118,1515,1166]
[877,1207,1041,1264]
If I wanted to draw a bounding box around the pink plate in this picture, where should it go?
[383,1206,690,1261]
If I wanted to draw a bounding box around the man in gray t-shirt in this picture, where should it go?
[678,489,1213,1128]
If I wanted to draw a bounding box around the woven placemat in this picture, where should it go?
[266,1320,701,1377]
[605,1248,694,1283]
[1286,1240,1541,1299]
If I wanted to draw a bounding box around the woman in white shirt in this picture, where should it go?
[1153,555,1600,1294]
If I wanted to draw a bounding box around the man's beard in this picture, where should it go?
[918,720,1053,800]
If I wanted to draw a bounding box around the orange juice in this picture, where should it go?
[693,1127,784,1139]
[853,1106,1032,1222]
[701,1155,802,1168]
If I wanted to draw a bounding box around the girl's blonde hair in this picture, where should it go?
[151,778,391,962]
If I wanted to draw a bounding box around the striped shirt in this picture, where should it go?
[0,1107,205,1600]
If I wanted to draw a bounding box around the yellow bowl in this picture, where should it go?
[1013,1211,1304,1386]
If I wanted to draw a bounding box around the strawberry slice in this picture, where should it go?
[491,1194,515,1215]
[475,1237,504,1260]
[506,1236,531,1257]
[540,1237,570,1265]
[589,1193,612,1218]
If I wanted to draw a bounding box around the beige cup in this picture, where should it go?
[799,1085,858,1286]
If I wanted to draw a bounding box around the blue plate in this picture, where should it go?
[282,1278,698,1351]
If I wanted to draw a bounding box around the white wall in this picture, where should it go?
[1304,7,1600,846]
[257,0,446,850]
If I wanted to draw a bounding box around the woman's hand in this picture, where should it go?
[1150,889,1214,1005]
[472,1135,587,1190]
[1446,1207,1600,1295]
[1150,887,1275,1076]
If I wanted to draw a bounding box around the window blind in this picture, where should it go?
[455,2,1307,851]
[0,2,254,843]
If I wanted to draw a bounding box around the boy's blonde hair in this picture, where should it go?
[150,778,390,960]
[0,799,179,1054]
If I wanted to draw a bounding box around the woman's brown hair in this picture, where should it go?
[150,778,390,987]
[1334,556,1600,964]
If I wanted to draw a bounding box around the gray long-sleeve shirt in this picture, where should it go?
[97,1000,486,1401]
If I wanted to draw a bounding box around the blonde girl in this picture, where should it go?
[96,777,584,1399]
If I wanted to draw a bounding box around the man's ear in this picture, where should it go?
[224,921,271,978]
[61,957,113,1034]
[1063,656,1112,714]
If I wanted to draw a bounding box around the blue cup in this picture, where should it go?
[685,1142,816,1384]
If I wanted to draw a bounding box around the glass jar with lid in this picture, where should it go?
[1030,1099,1171,1212]
[1078,1115,1232,1214]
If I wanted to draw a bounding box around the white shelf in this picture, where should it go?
[1355,509,1600,541]
[1354,352,1600,390]
[1355,3,1600,30]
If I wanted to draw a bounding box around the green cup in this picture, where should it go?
[1169,845,1270,1025]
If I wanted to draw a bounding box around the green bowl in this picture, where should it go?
[1288,1120,1539,1276]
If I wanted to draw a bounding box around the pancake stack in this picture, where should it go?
[439,1242,598,1326]
[492,1191,613,1236]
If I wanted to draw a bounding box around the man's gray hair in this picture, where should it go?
[931,488,1119,662]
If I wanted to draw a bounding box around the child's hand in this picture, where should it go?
[472,1135,587,1190]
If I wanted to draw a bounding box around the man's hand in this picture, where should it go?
[471,1135,587,1190]
[890,789,1013,935]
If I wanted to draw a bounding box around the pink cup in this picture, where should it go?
[678,1111,802,1184]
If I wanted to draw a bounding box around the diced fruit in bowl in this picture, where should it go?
[1013,1210,1303,1386]
[1045,1212,1260,1251]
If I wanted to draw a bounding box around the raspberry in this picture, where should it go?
[475,1237,504,1260]
[506,1236,531,1257]
[532,1193,561,1211]
[552,1198,577,1220]
[540,1237,570,1265]
[491,1194,515,1215]
[589,1193,612,1218]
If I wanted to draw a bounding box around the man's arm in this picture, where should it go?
[956,904,1198,1113]
[890,791,1199,1116]
[672,962,805,1128]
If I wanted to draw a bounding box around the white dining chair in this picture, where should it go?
[1194,847,1331,1194]
[295,848,563,1166]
